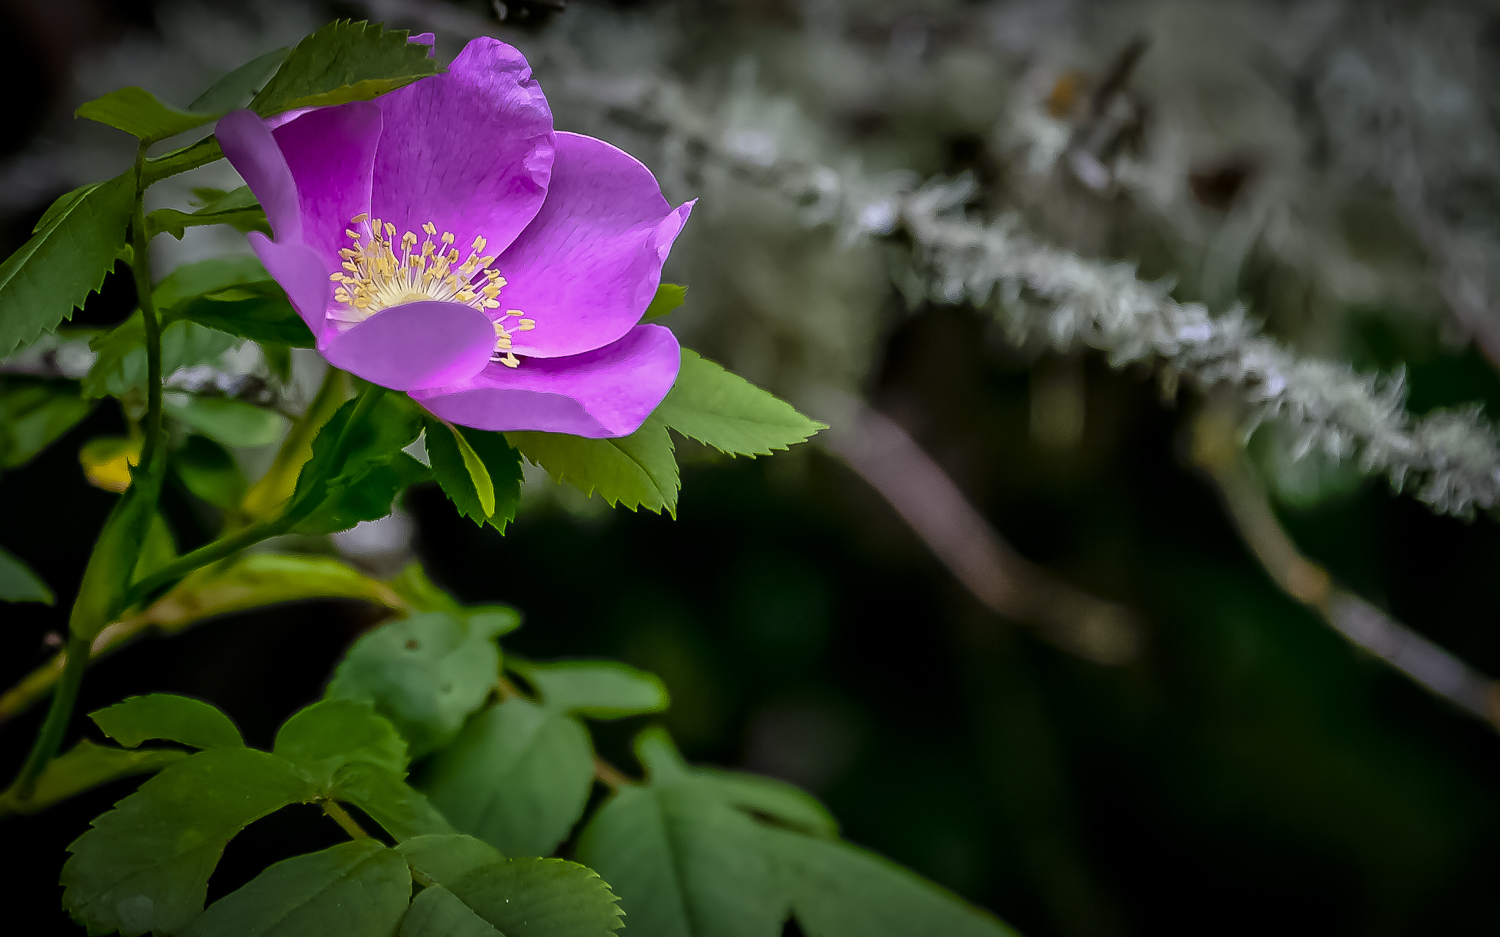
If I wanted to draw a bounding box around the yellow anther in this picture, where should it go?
[351,212,369,223]
[423,222,437,236]
[441,232,455,245]
[518,319,535,330]
[346,229,360,239]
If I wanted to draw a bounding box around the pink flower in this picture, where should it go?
[216,37,692,437]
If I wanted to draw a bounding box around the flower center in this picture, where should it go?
[329,214,535,368]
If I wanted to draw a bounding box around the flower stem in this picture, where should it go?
[321,801,371,839]
[7,634,91,800]
[130,141,165,474]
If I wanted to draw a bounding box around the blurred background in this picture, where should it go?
[3,0,1500,934]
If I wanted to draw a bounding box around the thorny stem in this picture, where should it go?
[131,141,165,475]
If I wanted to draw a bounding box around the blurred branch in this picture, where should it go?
[814,391,1141,665]
[1191,405,1500,730]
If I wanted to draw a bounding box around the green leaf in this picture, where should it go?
[421,698,595,857]
[294,451,429,535]
[62,747,316,937]
[327,761,454,842]
[164,394,289,448]
[84,314,239,400]
[0,542,54,604]
[182,839,411,937]
[273,698,407,788]
[69,445,169,638]
[168,283,312,347]
[508,414,679,516]
[400,835,624,937]
[763,829,1019,937]
[189,47,292,114]
[0,740,186,814]
[327,611,502,759]
[0,170,133,357]
[641,283,687,321]
[517,660,670,720]
[153,256,268,310]
[423,417,524,532]
[33,184,95,234]
[656,349,825,456]
[149,205,269,241]
[90,693,244,750]
[172,434,247,510]
[251,21,442,116]
[411,860,624,937]
[131,510,178,586]
[0,379,94,470]
[76,87,219,143]
[292,392,423,503]
[574,772,783,937]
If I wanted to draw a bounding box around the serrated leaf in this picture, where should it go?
[508,414,679,516]
[274,698,407,788]
[400,835,624,937]
[0,739,186,814]
[0,170,133,357]
[62,747,316,937]
[517,660,670,720]
[251,20,442,116]
[641,283,687,321]
[0,379,94,469]
[172,434,247,510]
[141,552,399,635]
[762,829,1019,937]
[164,393,289,448]
[294,451,429,535]
[76,87,220,143]
[182,839,411,937]
[90,693,244,750]
[166,282,312,347]
[423,419,524,532]
[0,542,54,604]
[190,47,292,114]
[656,349,825,457]
[327,761,454,842]
[327,611,501,759]
[421,698,595,857]
[291,392,422,505]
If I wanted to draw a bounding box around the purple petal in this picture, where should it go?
[370,37,554,259]
[321,301,498,392]
[270,102,382,271]
[247,232,332,342]
[498,132,695,359]
[413,323,681,437]
[216,109,301,242]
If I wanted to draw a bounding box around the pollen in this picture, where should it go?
[329,213,536,367]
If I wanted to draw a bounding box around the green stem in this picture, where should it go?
[322,801,371,840]
[130,142,164,472]
[9,634,91,799]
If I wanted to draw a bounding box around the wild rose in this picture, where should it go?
[216,37,693,438]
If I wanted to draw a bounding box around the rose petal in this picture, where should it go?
[321,301,498,391]
[216,109,302,242]
[370,37,554,258]
[413,323,681,437]
[247,232,332,342]
[499,132,695,359]
[270,102,382,271]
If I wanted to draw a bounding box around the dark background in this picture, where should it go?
[3,2,1500,935]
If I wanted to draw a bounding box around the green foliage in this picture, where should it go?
[576,729,1012,937]
[326,760,454,842]
[0,171,133,357]
[421,698,595,858]
[164,395,289,449]
[641,283,688,321]
[75,87,220,143]
[657,350,825,457]
[189,48,292,113]
[0,542,53,604]
[149,185,269,241]
[0,379,94,470]
[251,21,441,116]
[69,445,168,639]
[90,694,244,750]
[84,314,239,400]
[400,835,624,937]
[142,137,224,187]
[184,840,411,937]
[515,660,670,720]
[508,415,679,516]
[62,747,316,936]
[152,256,268,309]
[168,283,310,345]
[172,435,247,510]
[327,612,503,759]
[273,699,408,787]
[0,740,186,815]
[423,418,524,532]
[291,393,426,534]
